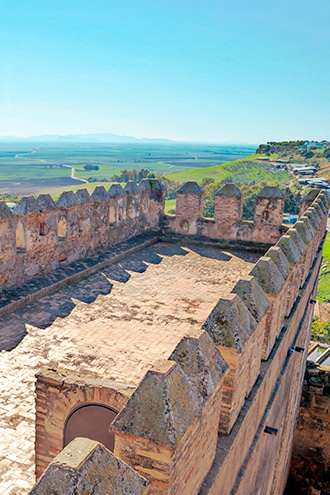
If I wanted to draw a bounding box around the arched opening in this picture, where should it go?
[58,217,67,240]
[64,404,118,452]
[262,210,270,221]
[109,205,116,224]
[126,199,133,219]
[16,220,26,251]
[180,219,189,231]
[118,207,124,221]
[39,222,46,236]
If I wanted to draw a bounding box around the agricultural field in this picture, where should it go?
[0,142,256,198]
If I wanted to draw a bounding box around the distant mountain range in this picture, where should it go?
[0,133,255,146]
[0,133,177,144]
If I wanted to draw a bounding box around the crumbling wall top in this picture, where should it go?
[36,194,57,212]
[75,189,91,205]
[124,181,139,195]
[57,191,78,208]
[13,196,40,215]
[91,186,108,202]
[108,183,125,198]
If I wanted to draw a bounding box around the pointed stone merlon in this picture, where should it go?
[112,349,227,495]
[29,437,150,495]
[202,293,264,433]
[254,186,284,227]
[214,183,243,225]
[299,189,320,216]
[169,329,228,409]
[316,192,330,231]
[175,182,204,235]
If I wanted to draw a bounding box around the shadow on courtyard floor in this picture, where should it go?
[0,243,189,351]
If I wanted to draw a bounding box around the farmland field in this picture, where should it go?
[0,141,256,197]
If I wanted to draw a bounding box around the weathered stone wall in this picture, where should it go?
[29,190,330,495]
[0,179,165,292]
[164,183,288,245]
[286,367,330,494]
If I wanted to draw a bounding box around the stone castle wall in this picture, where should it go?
[164,182,288,245]
[21,185,330,495]
[0,179,165,292]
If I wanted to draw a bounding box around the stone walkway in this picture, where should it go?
[0,241,260,494]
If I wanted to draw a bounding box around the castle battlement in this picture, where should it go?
[0,179,165,291]
[0,180,330,495]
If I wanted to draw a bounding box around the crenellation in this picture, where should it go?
[165,181,287,244]
[124,180,140,196]
[90,185,108,202]
[266,246,291,279]
[299,189,320,216]
[0,180,328,495]
[232,275,270,323]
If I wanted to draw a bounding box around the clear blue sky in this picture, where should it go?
[1,0,329,144]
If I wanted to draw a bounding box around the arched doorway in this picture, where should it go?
[64,404,117,452]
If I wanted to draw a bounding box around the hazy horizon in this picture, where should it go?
[0,131,259,146]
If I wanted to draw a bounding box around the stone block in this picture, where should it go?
[232,275,270,322]
[170,329,228,408]
[91,186,108,202]
[75,189,92,205]
[57,191,78,208]
[266,246,291,279]
[108,183,125,198]
[202,293,257,351]
[36,194,57,212]
[277,235,301,265]
[13,196,40,214]
[124,181,140,195]
[30,437,150,495]
[250,256,285,297]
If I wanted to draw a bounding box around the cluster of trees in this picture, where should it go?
[109,168,155,183]
[256,141,306,156]
[265,140,305,146]
[311,315,330,343]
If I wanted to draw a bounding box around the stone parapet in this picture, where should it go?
[164,181,288,244]
[0,180,165,292]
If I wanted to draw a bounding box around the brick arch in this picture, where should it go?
[35,369,130,479]
[64,403,118,452]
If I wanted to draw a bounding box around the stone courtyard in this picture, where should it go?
[0,241,260,494]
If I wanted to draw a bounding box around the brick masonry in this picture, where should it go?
[0,182,328,495]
